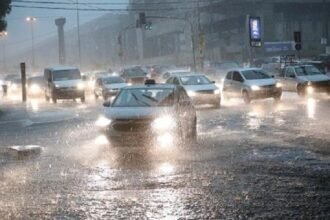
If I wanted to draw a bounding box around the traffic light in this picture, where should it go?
[294,31,302,51]
[139,12,146,25]
[144,22,152,30]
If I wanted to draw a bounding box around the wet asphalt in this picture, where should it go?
[0,93,329,219]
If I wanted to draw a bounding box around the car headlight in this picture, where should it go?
[251,85,260,91]
[95,116,112,127]
[157,133,174,148]
[307,81,312,86]
[307,86,314,94]
[54,84,60,88]
[152,115,176,131]
[214,89,220,95]
[77,83,85,90]
[30,84,41,94]
[276,82,282,88]
[187,91,197,97]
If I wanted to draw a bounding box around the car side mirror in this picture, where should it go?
[103,100,111,107]
[271,75,275,78]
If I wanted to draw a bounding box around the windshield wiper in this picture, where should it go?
[142,94,158,103]
[131,93,150,106]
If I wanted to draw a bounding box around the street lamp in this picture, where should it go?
[26,16,37,69]
[0,31,8,72]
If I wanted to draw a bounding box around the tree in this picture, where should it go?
[0,0,11,32]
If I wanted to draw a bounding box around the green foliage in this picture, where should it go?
[0,0,11,32]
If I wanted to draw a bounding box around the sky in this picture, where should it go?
[4,0,129,57]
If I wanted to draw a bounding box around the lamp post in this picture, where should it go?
[26,16,37,69]
[0,31,8,72]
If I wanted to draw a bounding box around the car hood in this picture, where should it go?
[104,106,174,120]
[184,84,218,91]
[104,83,128,90]
[53,79,82,88]
[246,78,276,86]
[297,74,330,82]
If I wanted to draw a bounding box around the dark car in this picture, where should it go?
[119,67,149,85]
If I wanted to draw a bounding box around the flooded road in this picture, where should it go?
[0,93,330,219]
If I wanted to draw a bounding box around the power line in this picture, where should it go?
[12,5,195,11]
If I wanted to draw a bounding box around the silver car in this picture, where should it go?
[277,65,330,96]
[166,74,221,108]
[222,68,282,104]
[94,76,128,100]
[97,81,197,148]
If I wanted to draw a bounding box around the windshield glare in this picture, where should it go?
[295,66,322,76]
[242,70,271,80]
[113,88,174,107]
[180,75,211,85]
[53,69,81,81]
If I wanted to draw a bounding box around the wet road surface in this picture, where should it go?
[0,93,330,219]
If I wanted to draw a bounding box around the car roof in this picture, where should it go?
[228,67,261,72]
[172,73,206,77]
[124,83,177,90]
[45,66,79,71]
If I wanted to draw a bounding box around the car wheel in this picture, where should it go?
[242,91,251,104]
[81,95,85,103]
[52,96,57,104]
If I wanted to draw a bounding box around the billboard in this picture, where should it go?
[249,16,262,47]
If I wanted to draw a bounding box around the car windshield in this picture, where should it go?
[242,70,271,80]
[112,88,174,107]
[295,66,322,76]
[103,77,125,84]
[124,68,147,77]
[52,69,81,81]
[180,75,212,85]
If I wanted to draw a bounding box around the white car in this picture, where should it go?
[166,74,221,108]
[94,76,128,100]
[161,68,191,82]
[222,68,282,104]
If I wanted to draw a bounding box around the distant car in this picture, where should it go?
[119,67,149,85]
[8,78,22,94]
[44,66,85,103]
[166,74,221,108]
[94,76,128,100]
[149,65,177,80]
[314,54,330,72]
[277,65,330,96]
[222,68,282,104]
[27,76,45,97]
[97,80,197,148]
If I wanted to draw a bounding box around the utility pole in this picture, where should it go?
[322,0,329,54]
[0,31,8,72]
[197,0,204,70]
[26,16,37,70]
[76,0,82,67]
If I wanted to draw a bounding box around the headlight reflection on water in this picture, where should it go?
[307,98,316,119]
[152,115,176,131]
[158,162,175,175]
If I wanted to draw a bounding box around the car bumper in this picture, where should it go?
[189,94,220,105]
[53,89,85,99]
[250,88,282,99]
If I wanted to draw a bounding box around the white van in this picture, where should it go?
[44,66,85,103]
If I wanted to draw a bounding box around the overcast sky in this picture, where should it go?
[5,0,128,56]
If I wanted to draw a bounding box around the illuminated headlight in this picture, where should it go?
[95,116,112,127]
[307,86,314,94]
[54,84,60,88]
[214,89,220,95]
[187,90,197,97]
[77,83,85,90]
[30,84,41,94]
[127,83,132,86]
[251,85,260,91]
[152,115,176,131]
[307,81,312,86]
[157,133,174,148]
[276,82,282,88]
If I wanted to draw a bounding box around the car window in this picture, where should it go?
[285,68,296,77]
[226,72,233,80]
[112,88,174,107]
[242,70,271,80]
[232,71,244,82]
[295,66,323,76]
[52,69,81,81]
[179,75,211,85]
[166,77,174,84]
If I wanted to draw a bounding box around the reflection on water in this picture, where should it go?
[29,99,40,112]
[94,135,109,145]
[306,98,316,119]
[157,162,175,175]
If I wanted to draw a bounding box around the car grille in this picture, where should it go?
[112,119,152,132]
[261,84,275,89]
[311,80,330,88]
[196,90,214,94]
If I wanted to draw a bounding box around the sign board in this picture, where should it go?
[264,41,294,53]
[249,16,262,47]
